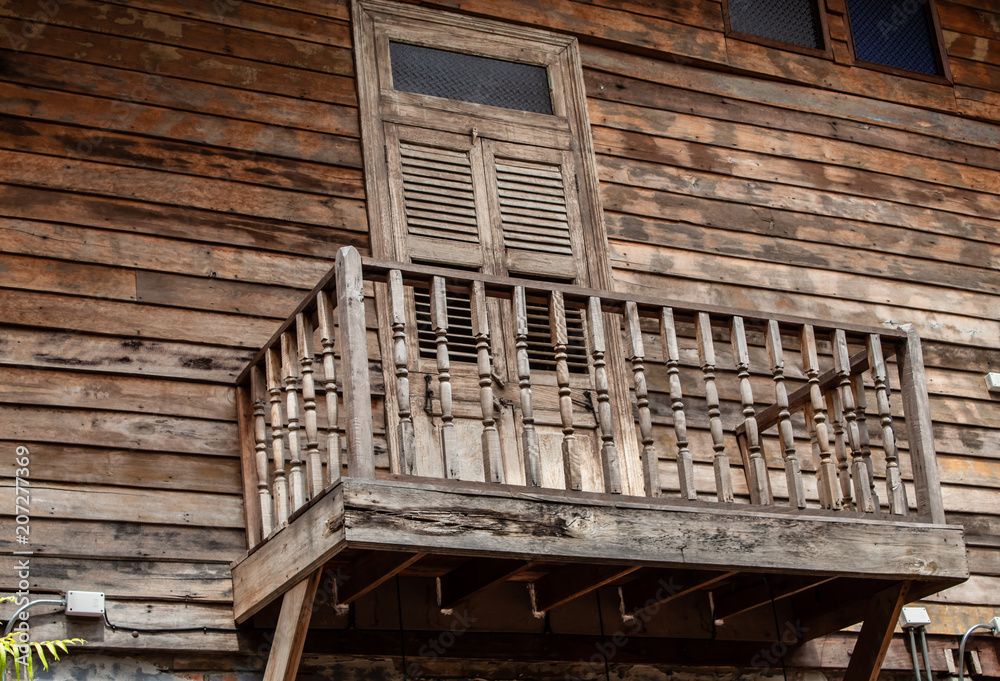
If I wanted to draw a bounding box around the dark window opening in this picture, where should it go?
[727,0,825,50]
[389,41,553,115]
[414,285,589,375]
[846,0,942,76]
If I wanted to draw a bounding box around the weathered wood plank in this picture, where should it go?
[0,481,244,527]
[580,45,1000,148]
[0,365,235,420]
[340,479,969,580]
[0,555,233,601]
[0,82,363,169]
[0,326,253,383]
[0,152,367,229]
[17,517,246,563]
[0,404,236,456]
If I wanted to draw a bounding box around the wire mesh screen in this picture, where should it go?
[390,42,553,115]
[846,0,941,75]
[728,0,824,50]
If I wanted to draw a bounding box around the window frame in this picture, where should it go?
[352,0,614,292]
[721,0,834,60]
[841,0,953,84]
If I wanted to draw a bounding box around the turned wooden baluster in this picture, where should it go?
[765,320,805,509]
[826,388,853,509]
[551,291,582,491]
[852,372,880,510]
[803,402,828,508]
[696,313,734,503]
[514,286,542,487]
[250,364,273,536]
[296,312,323,498]
[591,297,621,494]
[281,331,307,511]
[623,301,656,497]
[472,281,504,484]
[868,334,908,515]
[731,316,771,505]
[801,325,841,510]
[265,347,290,526]
[316,290,341,482]
[389,270,416,476]
[833,330,875,512]
[431,276,460,479]
[660,307,695,500]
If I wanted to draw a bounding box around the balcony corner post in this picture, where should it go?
[897,324,945,524]
[336,246,376,480]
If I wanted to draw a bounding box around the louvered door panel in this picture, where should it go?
[387,125,489,268]
[486,141,583,281]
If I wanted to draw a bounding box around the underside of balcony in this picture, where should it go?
[233,475,967,636]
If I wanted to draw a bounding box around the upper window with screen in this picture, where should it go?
[845,0,945,77]
[389,42,553,115]
[725,0,826,52]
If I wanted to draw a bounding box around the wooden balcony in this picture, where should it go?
[230,247,967,680]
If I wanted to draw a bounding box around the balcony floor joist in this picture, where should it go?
[231,476,969,627]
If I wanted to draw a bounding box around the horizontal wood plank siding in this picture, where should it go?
[0,0,367,656]
[0,0,996,659]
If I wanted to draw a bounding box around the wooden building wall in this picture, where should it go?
[1,0,998,666]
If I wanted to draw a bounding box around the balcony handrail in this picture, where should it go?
[235,247,946,549]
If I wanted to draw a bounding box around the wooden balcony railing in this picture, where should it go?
[235,246,946,549]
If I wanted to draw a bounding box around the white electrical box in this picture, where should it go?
[899,606,931,629]
[65,591,105,617]
[986,372,1000,393]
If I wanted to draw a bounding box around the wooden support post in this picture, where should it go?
[802,324,842,510]
[250,366,274,539]
[852,373,880,511]
[833,329,871,511]
[438,558,534,610]
[335,246,375,480]
[514,286,542,487]
[731,316,771,505]
[868,334,907,515]
[265,347,291,526]
[431,275,460,479]
[661,308,694,500]
[619,569,734,618]
[551,291,582,491]
[843,582,910,681]
[335,551,426,605]
[297,313,323,499]
[765,321,805,509]
[898,324,945,524]
[281,331,306,512]
[237,381,264,548]
[531,564,640,614]
[317,290,342,483]
[472,281,504,484]
[262,570,322,681]
[591,297,621,494]
[389,270,416,476]
[624,301,657,497]
[696,313,734,503]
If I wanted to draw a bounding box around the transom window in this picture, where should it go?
[726,0,826,51]
[845,0,946,77]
